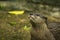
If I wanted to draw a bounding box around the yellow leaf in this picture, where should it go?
[8,10,24,15]
[24,26,31,31]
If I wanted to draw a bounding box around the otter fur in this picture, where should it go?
[29,14,55,40]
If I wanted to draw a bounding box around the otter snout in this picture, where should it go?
[29,14,40,20]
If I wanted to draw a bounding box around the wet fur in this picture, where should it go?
[29,14,55,40]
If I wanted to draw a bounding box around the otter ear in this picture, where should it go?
[42,16,47,24]
[42,16,47,20]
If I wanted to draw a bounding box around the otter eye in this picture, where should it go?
[30,14,33,15]
[35,14,39,16]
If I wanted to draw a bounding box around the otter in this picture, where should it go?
[29,14,55,40]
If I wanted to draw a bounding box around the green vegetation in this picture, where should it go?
[0,0,60,40]
[0,10,31,40]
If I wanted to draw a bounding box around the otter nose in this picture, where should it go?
[30,14,40,16]
[29,14,34,17]
[28,14,33,18]
[35,14,40,16]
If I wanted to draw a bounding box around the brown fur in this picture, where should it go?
[29,14,55,40]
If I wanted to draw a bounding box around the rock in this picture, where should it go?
[0,1,34,11]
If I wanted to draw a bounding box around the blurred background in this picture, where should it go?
[0,0,60,40]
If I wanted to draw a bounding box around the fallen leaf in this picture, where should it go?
[8,10,24,15]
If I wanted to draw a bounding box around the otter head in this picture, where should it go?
[29,13,47,23]
[29,13,47,28]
